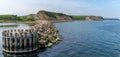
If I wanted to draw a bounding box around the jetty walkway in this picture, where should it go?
[2,20,61,54]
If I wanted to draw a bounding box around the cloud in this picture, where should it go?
[0,0,120,18]
[20,0,91,15]
[0,0,90,15]
[0,0,36,15]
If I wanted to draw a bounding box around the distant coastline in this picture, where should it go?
[103,18,119,20]
[2,10,119,24]
[1,10,120,23]
[0,10,104,23]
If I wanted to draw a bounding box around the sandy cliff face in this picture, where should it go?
[24,10,103,21]
[36,10,72,20]
[86,16,103,21]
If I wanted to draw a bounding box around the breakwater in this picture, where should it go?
[2,20,62,54]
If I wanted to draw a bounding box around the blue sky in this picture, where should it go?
[0,0,120,18]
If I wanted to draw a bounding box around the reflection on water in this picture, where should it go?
[52,20,120,57]
[0,23,18,28]
[0,25,17,28]
[3,52,38,57]
[2,49,47,57]
[0,23,35,28]
[27,23,35,26]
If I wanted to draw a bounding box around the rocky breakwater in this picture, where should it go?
[32,20,62,49]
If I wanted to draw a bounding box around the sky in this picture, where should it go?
[0,0,120,18]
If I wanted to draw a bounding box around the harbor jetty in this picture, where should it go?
[2,10,73,54]
[2,20,62,54]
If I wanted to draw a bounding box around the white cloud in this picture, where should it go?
[0,0,90,15]
[0,0,119,18]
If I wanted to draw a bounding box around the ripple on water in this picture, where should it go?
[52,21,120,57]
[1,21,120,57]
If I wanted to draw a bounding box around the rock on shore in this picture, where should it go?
[31,20,62,49]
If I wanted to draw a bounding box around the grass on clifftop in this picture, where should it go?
[71,16,87,20]
[0,15,35,23]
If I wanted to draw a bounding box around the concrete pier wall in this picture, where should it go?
[2,20,62,54]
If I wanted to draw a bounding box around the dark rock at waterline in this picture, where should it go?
[32,20,62,49]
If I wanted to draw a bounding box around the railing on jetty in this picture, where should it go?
[2,20,51,53]
[2,29,38,53]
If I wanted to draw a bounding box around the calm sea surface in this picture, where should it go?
[1,20,120,57]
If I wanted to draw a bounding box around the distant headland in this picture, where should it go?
[0,10,104,23]
[24,10,104,21]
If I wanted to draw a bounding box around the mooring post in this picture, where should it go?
[24,31,27,51]
[14,32,17,51]
[19,32,22,51]
[2,31,5,49]
[6,30,9,51]
[9,32,12,51]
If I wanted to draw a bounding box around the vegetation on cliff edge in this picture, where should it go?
[71,16,87,20]
[0,15,35,23]
[0,11,104,22]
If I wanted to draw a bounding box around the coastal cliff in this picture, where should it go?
[85,16,103,21]
[71,16,103,21]
[0,10,103,23]
[24,10,73,22]
[26,10,103,21]
[36,10,72,20]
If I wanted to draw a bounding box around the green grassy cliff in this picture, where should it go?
[71,16,87,20]
[0,15,35,23]
[0,11,103,23]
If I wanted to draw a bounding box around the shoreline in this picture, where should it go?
[0,21,35,23]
